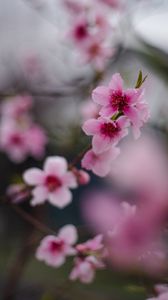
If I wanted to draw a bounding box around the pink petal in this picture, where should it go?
[44,156,67,176]
[109,73,123,91]
[23,168,45,185]
[117,116,130,129]
[48,188,72,208]
[92,86,110,105]
[125,88,142,104]
[59,225,78,245]
[46,254,65,267]
[92,134,110,154]
[99,105,117,118]
[63,171,77,188]
[82,119,100,135]
[31,186,48,206]
[124,106,140,126]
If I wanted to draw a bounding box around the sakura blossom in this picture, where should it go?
[36,225,77,267]
[0,95,47,162]
[70,255,104,284]
[81,147,120,177]
[82,116,129,154]
[23,156,77,207]
[83,194,167,274]
[92,73,150,138]
[70,235,105,283]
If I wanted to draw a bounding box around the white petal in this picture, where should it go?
[44,156,68,176]
[59,225,78,245]
[23,168,45,185]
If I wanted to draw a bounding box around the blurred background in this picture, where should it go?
[0,0,168,299]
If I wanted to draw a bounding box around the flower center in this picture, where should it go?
[10,134,23,145]
[45,175,62,192]
[49,240,64,253]
[75,24,88,40]
[100,122,120,138]
[88,43,100,57]
[111,91,128,111]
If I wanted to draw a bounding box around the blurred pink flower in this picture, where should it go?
[82,116,128,154]
[82,147,120,177]
[6,184,30,204]
[70,255,104,284]
[36,225,77,267]
[82,38,112,70]
[0,122,29,163]
[70,235,105,283]
[23,156,77,207]
[84,194,167,274]
[92,73,149,138]
[0,95,33,121]
[70,17,90,44]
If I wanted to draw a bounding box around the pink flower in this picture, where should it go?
[1,95,33,121]
[23,156,77,207]
[0,122,29,163]
[70,235,105,283]
[6,184,30,204]
[70,18,90,44]
[70,255,104,284]
[82,147,120,177]
[84,194,167,274]
[92,73,149,138]
[82,116,128,154]
[36,225,77,267]
[83,38,112,70]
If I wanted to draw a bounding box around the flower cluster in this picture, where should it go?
[0,95,47,163]
[66,0,114,69]
[36,225,105,284]
[82,72,149,177]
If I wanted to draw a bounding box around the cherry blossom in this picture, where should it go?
[70,235,105,283]
[92,73,149,138]
[81,147,120,177]
[23,156,77,207]
[82,116,129,154]
[36,225,77,267]
[70,255,104,284]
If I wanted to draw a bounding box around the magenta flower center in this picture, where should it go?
[111,91,128,111]
[100,122,120,138]
[45,175,62,192]
[75,24,88,40]
[10,134,23,145]
[49,240,64,253]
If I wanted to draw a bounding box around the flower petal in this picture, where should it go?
[31,186,48,206]
[63,172,77,188]
[109,73,123,91]
[82,119,100,136]
[23,168,45,185]
[92,86,110,105]
[59,225,78,245]
[44,156,68,176]
[92,134,110,154]
[48,188,72,208]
